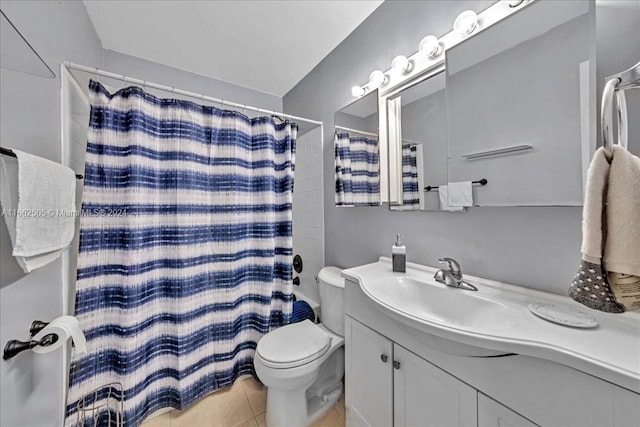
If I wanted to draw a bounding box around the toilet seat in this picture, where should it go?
[256,320,332,369]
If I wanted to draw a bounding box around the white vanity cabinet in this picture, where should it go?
[345,317,477,427]
[393,344,477,427]
[477,394,538,427]
[345,316,393,427]
[344,269,640,427]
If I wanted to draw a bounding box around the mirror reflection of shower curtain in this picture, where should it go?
[334,132,380,206]
[66,80,297,426]
[391,143,423,211]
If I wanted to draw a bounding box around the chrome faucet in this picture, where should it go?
[434,258,478,291]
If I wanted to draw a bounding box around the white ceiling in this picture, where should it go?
[83,0,384,97]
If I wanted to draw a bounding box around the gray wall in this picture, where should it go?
[103,49,282,113]
[0,2,103,426]
[283,0,639,295]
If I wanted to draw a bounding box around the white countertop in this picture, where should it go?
[342,257,640,394]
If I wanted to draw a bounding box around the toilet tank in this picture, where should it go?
[318,267,345,336]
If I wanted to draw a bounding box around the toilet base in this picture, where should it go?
[263,346,344,427]
[265,382,343,427]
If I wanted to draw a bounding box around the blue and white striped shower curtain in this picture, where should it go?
[334,132,380,206]
[392,144,420,211]
[67,81,297,426]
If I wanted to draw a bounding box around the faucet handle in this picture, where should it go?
[438,258,462,279]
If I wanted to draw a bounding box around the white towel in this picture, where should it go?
[604,146,640,277]
[439,186,465,212]
[447,181,473,207]
[580,147,609,264]
[0,150,76,272]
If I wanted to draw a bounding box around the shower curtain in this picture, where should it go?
[66,80,297,426]
[334,131,380,206]
[391,144,420,211]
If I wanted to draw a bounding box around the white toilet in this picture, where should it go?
[254,267,345,427]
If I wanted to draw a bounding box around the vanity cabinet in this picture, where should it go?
[393,344,476,427]
[345,317,477,427]
[344,272,640,427]
[477,394,538,427]
[345,316,393,427]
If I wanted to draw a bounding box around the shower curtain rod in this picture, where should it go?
[334,125,378,138]
[63,61,323,126]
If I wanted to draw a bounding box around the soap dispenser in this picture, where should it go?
[392,234,406,273]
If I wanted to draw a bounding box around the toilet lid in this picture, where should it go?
[257,320,332,368]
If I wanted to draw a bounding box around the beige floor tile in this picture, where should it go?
[256,413,267,427]
[241,378,267,416]
[232,416,259,427]
[171,383,254,427]
[311,407,344,427]
[141,411,171,427]
[332,394,345,417]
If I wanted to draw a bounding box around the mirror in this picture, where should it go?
[445,1,595,206]
[387,69,447,211]
[334,89,380,206]
[384,1,597,211]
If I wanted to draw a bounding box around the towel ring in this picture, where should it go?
[601,62,639,159]
[601,78,627,160]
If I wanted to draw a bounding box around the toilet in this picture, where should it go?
[254,267,345,427]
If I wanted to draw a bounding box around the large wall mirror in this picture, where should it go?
[385,0,597,211]
[446,0,594,206]
[334,89,381,206]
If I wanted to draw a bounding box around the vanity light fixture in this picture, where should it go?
[391,55,412,74]
[418,35,442,58]
[350,0,533,97]
[351,85,366,97]
[369,70,388,89]
[453,10,478,36]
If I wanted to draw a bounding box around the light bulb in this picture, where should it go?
[351,85,366,97]
[418,35,442,58]
[391,55,412,73]
[369,70,387,88]
[453,10,478,36]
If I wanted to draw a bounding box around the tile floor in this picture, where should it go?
[141,376,345,427]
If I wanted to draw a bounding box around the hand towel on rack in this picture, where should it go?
[447,181,473,207]
[0,149,76,272]
[604,146,640,277]
[569,147,625,313]
[439,186,465,212]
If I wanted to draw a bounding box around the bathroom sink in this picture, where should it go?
[342,257,640,393]
[364,275,516,332]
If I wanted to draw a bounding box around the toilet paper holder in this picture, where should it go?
[2,320,59,360]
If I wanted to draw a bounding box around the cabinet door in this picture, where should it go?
[393,345,477,427]
[345,316,393,427]
[478,393,538,427]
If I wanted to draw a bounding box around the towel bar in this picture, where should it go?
[425,179,487,192]
[0,146,83,179]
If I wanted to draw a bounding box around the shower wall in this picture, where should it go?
[292,127,325,303]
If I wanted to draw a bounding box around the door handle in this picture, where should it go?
[380,354,388,363]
